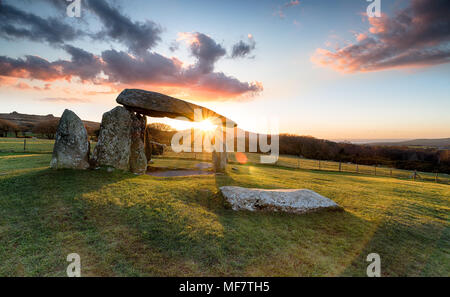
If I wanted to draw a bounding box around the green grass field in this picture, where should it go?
[0,139,449,276]
[1,138,449,183]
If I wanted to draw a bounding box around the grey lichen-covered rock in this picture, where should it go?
[50,109,90,170]
[212,151,227,173]
[92,106,147,174]
[212,141,227,173]
[144,125,152,161]
[129,113,147,174]
[92,106,132,171]
[220,186,342,214]
[116,89,236,127]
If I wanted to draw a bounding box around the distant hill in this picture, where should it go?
[0,111,100,132]
[369,138,450,149]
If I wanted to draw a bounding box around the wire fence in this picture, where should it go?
[0,138,96,154]
[159,150,450,185]
[0,137,54,153]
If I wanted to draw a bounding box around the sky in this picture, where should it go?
[0,0,449,141]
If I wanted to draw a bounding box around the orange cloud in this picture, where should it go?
[312,0,450,73]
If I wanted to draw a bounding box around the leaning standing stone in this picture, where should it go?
[50,109,90,170]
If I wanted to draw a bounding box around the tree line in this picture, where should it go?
[0,118,100,140]
[277,134,450,174]
[144,126,450,174]
[0,119,21,137]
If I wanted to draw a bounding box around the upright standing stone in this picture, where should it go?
[50,109,90,170]
[92,106,147,174]
[129,113,147,174]
[212,142,227,173]
[92,106,132,171]
[144,125,152,161]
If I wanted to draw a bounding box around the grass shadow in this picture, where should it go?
[0,167,139,276]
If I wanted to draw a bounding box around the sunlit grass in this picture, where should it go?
[0,152,448,276]
[2,138,447,183]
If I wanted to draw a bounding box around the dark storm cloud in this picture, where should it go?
[169,40,180,52]
[85,0,162,55]
[100,47,263,97]
[0,55,61,80]
[191,71,263,96]
[187,32,227,74]
[176,32,262,96]
[40,0,67,10]
[0,2,81,45]
[100,49,182,85]
[0,41,262,98]
[0,1,263,99]
[312,0,450,72]
[0,45,101,81]
[57,45,103,81]
[231,36,256,58]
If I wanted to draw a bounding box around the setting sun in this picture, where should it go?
[148,117,219,132]
[195,119,217,132]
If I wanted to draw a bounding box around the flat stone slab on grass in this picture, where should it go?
[195,162,213,169]
[220,186,342,214]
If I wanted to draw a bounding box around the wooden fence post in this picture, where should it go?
[318,160,321,170]
[298,158,300,169]
[390,168,392,177]
[435,172,438,183]
[356,163,359,173]
[339,161,342,172]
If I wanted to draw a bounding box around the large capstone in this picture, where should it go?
[50,109,90,170]
[116,89,236,127]
[220,186,342,214]
[92,106,147,174]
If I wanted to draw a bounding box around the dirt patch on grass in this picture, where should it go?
[147,169,214,177]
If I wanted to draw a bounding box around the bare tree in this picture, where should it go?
[149,123,174,131]
[32,120,59,139]
[0,119,19,137]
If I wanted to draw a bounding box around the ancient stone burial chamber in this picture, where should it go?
[51,89,236,174]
